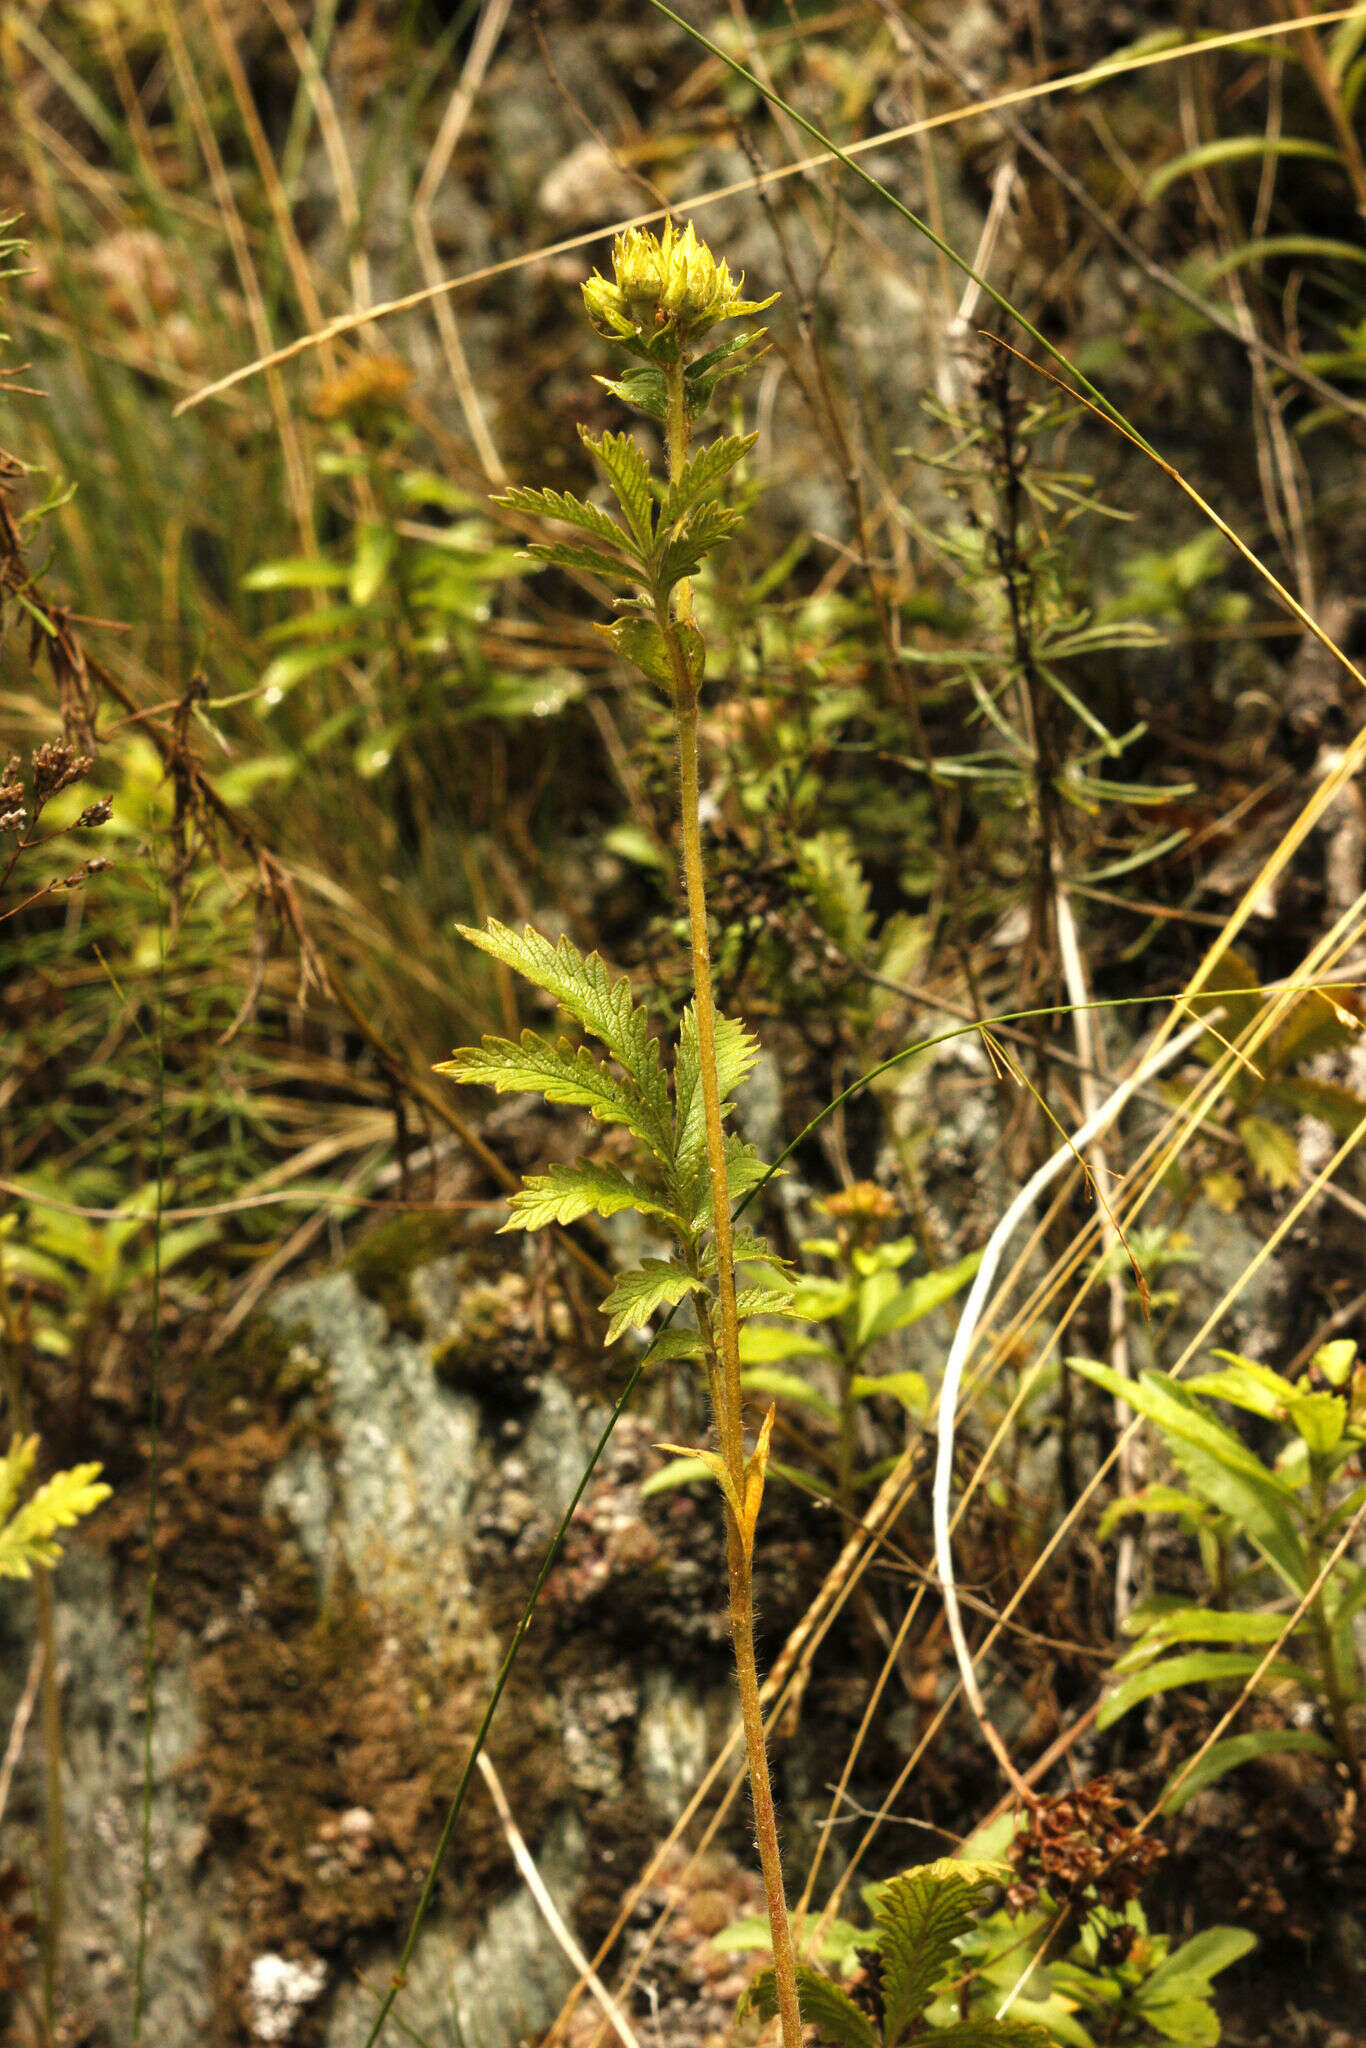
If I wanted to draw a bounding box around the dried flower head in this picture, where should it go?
[823,1181,897,1225]
[583,219,777,363]
[30,741,92,803]
[310,354,413,422]
[76,797,113,829]
[1007,1777,1165,1916]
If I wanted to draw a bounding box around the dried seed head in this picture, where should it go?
[0,808,26,836]
[583,219,777,361]
[76,797,113,829]
[30,741,93,802]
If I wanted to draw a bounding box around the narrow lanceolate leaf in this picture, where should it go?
[1071,1360,1309,1592]
[436,1031,663,1151]
[454,922,671,1152]
[503,1160,679,1233]
[601,1259,705,1344]
[1096,1650,1311,1732]
[739,1967,878,2048]
[920,2024,1052,2046]
[496,483,645,563]
[659,431,756,531]
[581,427,656,553]
[1160,1729,1336,1813]
[876,1864,993,2045]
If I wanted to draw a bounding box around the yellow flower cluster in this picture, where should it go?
[583,219,776,359]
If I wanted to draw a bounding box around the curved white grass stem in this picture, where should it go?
[932,1010,1213,1794]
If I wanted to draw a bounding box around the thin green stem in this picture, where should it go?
[1306,1469,1363,1785]
[132,860,167,2042]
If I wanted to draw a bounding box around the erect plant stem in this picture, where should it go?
[662,357,803,2048]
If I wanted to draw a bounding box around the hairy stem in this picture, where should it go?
[663,356,803,2048]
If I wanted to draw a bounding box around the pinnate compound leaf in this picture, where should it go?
[437,1032,662,1151]
[454,923,670,1149]
[738,1967,878,2048]
[1160,1728,1335,1812]
[0,1443,111,1580]
[504,1161,677,1233]
[581,428,656,552]
[601,1260,704,1344]
[659,431,756,530]
[496,483,644,562]
[876,1863,996,2045]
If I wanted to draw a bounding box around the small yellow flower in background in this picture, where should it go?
[583,219,777,361]
[310,353,413,422]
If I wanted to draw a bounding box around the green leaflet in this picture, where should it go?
[495,483,644,564]
[797,829,874,959]
[739,1967,878,2048]
[876,1864,991,2046]
[524,538,642,585]
[673,1003,760,1189]
[436,1032,664,1153]
[600,1259,705,1344]
[581,427,656,554]
[503,1161,680,1233]
[655,501,745,598]
[455,921,671,1153]
[659,431,756,530]
[641,1326,706,1368]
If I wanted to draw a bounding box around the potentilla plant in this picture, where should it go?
[435,222,809,2044]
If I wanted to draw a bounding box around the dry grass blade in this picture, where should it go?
[173,9,1364,415]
